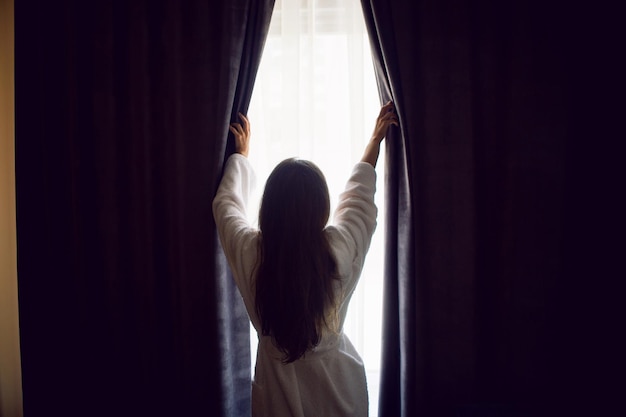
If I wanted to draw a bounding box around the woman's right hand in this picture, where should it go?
[361,101,398,167]
[230,112,251,157]
[371,101,398,143]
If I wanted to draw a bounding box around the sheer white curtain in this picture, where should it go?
[246,0,383,412]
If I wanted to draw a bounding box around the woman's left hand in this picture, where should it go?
[230,113,251,157]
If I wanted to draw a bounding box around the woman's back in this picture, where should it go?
[213,155,378,416]
[255,158,339,364]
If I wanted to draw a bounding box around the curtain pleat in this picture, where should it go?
[361,0,571,416]
[16,1,273,416]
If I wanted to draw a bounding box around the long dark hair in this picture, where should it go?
[255,158,339,363]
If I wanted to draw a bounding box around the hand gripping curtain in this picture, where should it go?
[16,1,273,416]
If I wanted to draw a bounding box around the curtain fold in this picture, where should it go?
[359,3,414,417]
[214,1,275,415]
[361,0,570,415]
[16,1,273,416]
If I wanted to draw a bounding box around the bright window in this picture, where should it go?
[247,0,383,414]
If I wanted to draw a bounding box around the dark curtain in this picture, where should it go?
[15,1,273,416]
[361,1,577,416]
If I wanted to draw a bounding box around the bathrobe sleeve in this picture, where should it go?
[212,153,260,319]
[326,162,378,301]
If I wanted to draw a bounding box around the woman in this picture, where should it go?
[213,102,398,416]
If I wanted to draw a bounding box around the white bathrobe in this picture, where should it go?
[213,154,378,417]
